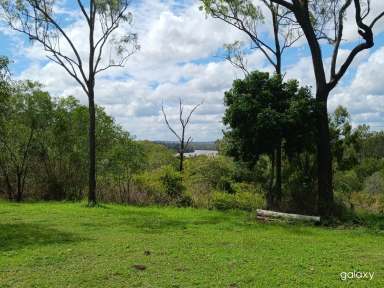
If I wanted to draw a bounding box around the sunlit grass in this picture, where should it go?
[0,201,383,287]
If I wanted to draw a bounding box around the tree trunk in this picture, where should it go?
[3,172,13,200]
[16,171,22,202]
[267,152,275,209]
[274,142,282,208]
[179,136,184,172]
[257,209,320,223]
[316,95,334,218]
[293,5,334,218]
[179,151,184,172]
[88,87,97,206]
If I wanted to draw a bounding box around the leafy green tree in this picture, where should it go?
[0,81,53,201]
[329,106,369,171]
[138,141,178,171]
[99,132,145,203]
[360,131,384,159]
[263,0,384,217]
[36,96,89,200]
[1,0,139,206]
[201,0,303,199]
[223,71,316,209]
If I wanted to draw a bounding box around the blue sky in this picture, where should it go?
[0,0,384,141]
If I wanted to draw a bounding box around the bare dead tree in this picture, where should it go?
[0,0,139,206]
[201,0,302,209]
[162,99,202,172]
[266,0,384,217]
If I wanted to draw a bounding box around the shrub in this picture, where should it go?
[363,171,384,195]
[159,165,185,199]
[211,191,235,211]
[211,191,264,211]
[133,170,165,204]
[232,182,264,194]
[184,155,236,193]
[235,192,265,211]
[133,165,186,205]
[355,158,384,180]
[350,192,384,214]
[334,170,362,194]
[334,170,362,209]
[282,155,317,214]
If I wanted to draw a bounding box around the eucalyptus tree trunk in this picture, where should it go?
[88,86,97,205]
[316,91,333,217]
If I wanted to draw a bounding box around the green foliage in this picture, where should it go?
[211,191,264,211]
[232,182,263,195]
[354,157,384,180]
[0,81,53,200]
[282,152,318,214]
[133,165,187,206]
[0,82,160,202]
[223,70,316,165]
[159,165,185,199]
[361,131,384,159]
[139,141,178,171]
[363,171,384,195]
[200,0,264,22]
[329,106,366,170]
[184,155,236,193]
[334,170,362,195]
[334,170,361,209]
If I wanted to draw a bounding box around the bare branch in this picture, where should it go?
[202,0,301,76]
[369,11,384,29]
[330,0,353,79]
[329,0,376,90]
[161,104,182,142]
[269,0,294,10]
[77,0,90,25]
[162,98,202,171]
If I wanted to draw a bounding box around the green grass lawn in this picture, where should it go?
[0,202,383,287]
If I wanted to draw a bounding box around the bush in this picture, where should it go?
[334,170,362,209]
[355,158,384,180]
[232,182,264,194]
[363,171,384,195]
[159,165,185,199]
[184,156,236,193]
[211,192,235,211]
[282,153,317,214]
[211,191,264,211]
[334,170,362,193]
[133,165,187,205]
[235,192,265,211]
[350,192,384,214]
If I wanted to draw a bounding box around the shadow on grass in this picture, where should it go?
[118,209,259,233]
[0,223,82,252]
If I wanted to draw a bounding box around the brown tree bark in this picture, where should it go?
[88,86,97,206]
[316,96,333,217]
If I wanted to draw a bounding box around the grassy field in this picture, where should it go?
[0,202,383,287]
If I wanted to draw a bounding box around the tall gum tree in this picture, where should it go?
[265,0,384,217]
[201,0,302,209]
[0,0,139,206]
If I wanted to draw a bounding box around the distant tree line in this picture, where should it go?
[153,141,218,153]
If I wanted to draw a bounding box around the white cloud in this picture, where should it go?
[6,0,384,140]
[329,47,384,129]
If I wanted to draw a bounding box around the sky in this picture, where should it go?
[0,0,384,141]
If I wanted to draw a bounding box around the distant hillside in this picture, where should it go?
[153,141,218,152]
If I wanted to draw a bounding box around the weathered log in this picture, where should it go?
[256,209,320,223]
